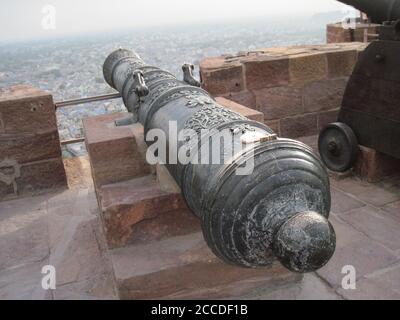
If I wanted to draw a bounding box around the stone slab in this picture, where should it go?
[110,232,302,300]
[0,130,62,164]
[83,112,152,189]
[353,145,400,183]
[340,206,400,251]
[99,175,199,249]
[255,86,302,120]
[215,96,264,122]
[0,85,57,134]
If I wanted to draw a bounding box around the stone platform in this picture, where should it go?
[1,136,400,300]
[82,98,305,299]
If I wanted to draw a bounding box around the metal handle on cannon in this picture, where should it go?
[115,70,149,127]
[133,70,149,100]
[182,63,201,87]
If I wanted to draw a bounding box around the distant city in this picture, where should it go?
[0,13,345,157]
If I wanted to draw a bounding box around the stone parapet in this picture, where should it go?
[200,43,367,138]
[0,85,66,200]
[327,22,380,43]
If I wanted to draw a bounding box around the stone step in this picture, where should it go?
[99,175,200,249]
[109,232,302,300]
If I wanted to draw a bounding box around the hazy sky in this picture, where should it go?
[0,0,351,42]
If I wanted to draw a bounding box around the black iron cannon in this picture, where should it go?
[318,0,400,172]
[103,49,336,273]
[338,0,400,23]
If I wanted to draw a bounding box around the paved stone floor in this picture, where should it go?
[1,140,400,300]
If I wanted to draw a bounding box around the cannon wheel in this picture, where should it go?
[318,122,359,172]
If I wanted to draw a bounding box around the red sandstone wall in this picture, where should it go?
[327,22,380,43]
[200,43,367,138]
[0,85,66,200]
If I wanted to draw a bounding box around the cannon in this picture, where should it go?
[103,49,336,273]
[338,0,400,24]
[319,0,400,172]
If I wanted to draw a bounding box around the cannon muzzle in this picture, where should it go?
[338,0,400,23]
[103,49,336,273]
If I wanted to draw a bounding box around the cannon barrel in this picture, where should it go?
[103,49,336,273]
[338,0,400,23]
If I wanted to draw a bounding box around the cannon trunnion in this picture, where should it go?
[319,1,400,172]
[103,49,335,273]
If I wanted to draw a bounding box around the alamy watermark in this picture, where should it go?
[41,5,56,30]
[144,121,262,176]
[41,265,56,290]
[341,265,357,290]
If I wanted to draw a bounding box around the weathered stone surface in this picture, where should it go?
[53,272,117,300]
[83,113,152,189]
[303,79,347,113]
[330,187,366,214]
[0,130,62,164]
[220,90,257,109]
[355,184,400,207]
[215,96,264,122]
[317,233,398,288]
[255,86,302,120]
[353,145,400,183]
[0,85,57,134]
[156,164,181,193]
[100,175,197,249]
[265,120,280,136]
[382,200,400,219]
[0,262,52,300]
[0,181,14,198]
[327,50,358,78]
[0,85,66,201]
[327,23,380,44]
[244,57,290,90]
[63,155,93,189]
[289,53,327,84]
[244,273,341,300]
[0,197,49,271]
[317,109,340,130]
[337,275,400,300]
[111,232,301,300]
[16,158,67,195]
[200,61,244,95]
[280,114,318,138]
[340,206,400,251]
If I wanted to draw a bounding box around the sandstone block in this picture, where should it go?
[327,50,358,78]
[0,130,62,164]
[0,85,57,134]
[110,232,302,300]
[303,79,347,113]
[100,175,197,249]
[215,96,264,122]
[354,146,400,183]
[220,90,257,109]
[200,63,244,95]
[255,86,302,120]
[280,114,318,138]
[244,57,290,90]
[317,109,340,130]
[289,53,328,84]
[83,113,152,189]
[16,158,67,195]
[265,120,281,136]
